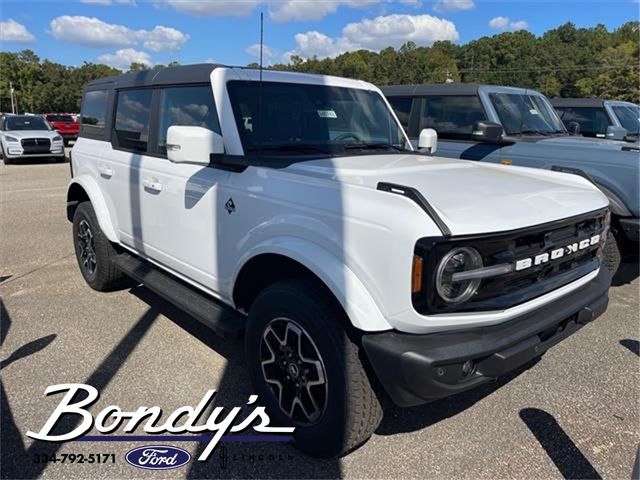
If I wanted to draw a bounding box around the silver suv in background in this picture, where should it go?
[551,98,640,143]
[0,114,65,164]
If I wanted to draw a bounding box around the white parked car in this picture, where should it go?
[67,64,613,457]
[0,114,65,164]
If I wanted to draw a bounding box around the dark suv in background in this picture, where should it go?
[382,83,639,267]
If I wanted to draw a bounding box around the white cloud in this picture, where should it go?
[489,16,528,31]
[488,16,509,29]
[164,0,262,16]
[0,19,36,43]
[142,26,189,51]
[433,0,474,13]
[49,16,189,51]
[269,0,376,23]
[286,13,459,60]
[80,0,136,4]
[245,43,279,65]
[161,0,376,21]
[98,48,151,70]
[509,20,529,31]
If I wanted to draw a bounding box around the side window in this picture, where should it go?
[81,90,108,127]
[556,107,609,137]
[421,95,486,140]
[156,85,220,155]
[387,96,413,130]
[114,89,153,152]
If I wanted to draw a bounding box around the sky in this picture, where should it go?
[0,0,638,70]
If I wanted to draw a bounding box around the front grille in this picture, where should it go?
[21,138,51,154]
[414,208,608,314]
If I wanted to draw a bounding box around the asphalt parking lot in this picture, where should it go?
[1,156,639,479]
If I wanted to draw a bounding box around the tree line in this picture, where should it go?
[0,21,638,114]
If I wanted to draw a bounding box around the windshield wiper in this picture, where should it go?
[342,143,405,151]
[246,144,334,154]
[518,129,550,136]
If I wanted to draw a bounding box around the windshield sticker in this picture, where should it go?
[317,109,337,119]
[529,109,539,115]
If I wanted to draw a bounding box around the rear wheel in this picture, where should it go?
[245,280,383,457]
[72,201,131,291]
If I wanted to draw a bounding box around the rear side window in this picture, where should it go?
[156,85,220,155]
[81,90,108,127]
[387,97,413,130]
[420,95,486,140]
[556,107,610,137]
[114,89,153,152]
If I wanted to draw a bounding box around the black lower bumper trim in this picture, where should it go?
[362,267,611,407]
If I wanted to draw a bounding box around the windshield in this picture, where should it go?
[612,105,640,135]
[5,116,50,131]
[227,81,407,156]
[490,93,565,135]
[46,114,74,123]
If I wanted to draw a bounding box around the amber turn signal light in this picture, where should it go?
[412,255,424,293]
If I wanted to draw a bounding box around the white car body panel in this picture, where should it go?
[70,67,610,334]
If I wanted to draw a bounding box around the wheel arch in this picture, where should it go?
[66,177,119,242]
[231,241,392,332]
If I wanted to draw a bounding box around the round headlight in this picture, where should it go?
[435,247,483,303]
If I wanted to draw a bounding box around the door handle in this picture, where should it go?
[99,166,114,178]
[143,179,163,192]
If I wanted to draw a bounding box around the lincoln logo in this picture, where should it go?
[515,234,600,271]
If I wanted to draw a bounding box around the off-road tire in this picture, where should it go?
[245,279,383,457]
[72,201,131,291]
[602,230,621,275]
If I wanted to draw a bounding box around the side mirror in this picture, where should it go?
[567,121,581,135]
[606,125,628,141]
[471,121,503,143]
[417,128,438,155]
[166,126,224,165]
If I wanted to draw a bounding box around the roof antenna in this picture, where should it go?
[258,11,264,157]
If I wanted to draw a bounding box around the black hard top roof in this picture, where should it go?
[86,63,227,90]
[549,98,606,108]
[381,83,481,96]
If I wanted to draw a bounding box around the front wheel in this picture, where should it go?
[245,280,383,458]
[602,231,621,275]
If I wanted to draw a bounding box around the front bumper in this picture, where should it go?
[362,267,611,407]
[59,133,78,141]
[619,217,639,242]
[5,147,65,158]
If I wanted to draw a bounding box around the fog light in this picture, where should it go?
[461,360,474,376]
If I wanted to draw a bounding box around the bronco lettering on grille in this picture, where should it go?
[514,234,600,271]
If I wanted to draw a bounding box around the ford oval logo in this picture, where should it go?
[125,445,191,470]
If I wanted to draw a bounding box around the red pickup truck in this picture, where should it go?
[45,114,79,145]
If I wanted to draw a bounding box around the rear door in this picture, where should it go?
[105,88,155,250]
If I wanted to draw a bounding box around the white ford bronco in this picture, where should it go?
[68,64,612,457]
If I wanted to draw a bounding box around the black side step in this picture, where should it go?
[113,253,245,339]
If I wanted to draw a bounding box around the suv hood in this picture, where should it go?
[537,135,640,151]
[3,130,58,139]
[285,154,609,236]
